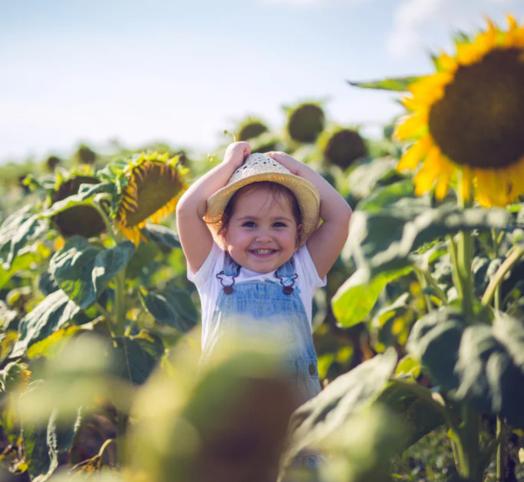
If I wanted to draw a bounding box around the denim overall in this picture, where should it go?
[209,253,322,405]
[208,253,324,481]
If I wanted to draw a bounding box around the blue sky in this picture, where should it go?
[1,0,523,162]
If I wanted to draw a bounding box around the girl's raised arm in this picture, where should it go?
[176,142,251,274]
[266,152,352,279]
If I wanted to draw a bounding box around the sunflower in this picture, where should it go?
[117,152,188,244]
[395,16,524,206]
[52,176,106,238]
[285,102,325,143]
[317,125,367,169]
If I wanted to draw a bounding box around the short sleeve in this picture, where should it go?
[295,246,327,289]
[187,242,223,289]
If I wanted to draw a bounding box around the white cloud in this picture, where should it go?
[387,0,524,58]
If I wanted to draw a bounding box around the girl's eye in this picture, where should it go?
[241,221,256,228]
[273,222,287,228]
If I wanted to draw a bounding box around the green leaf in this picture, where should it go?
[394,354,421,380]
[24,422,51,478]
[407,309,463,390]
[142,224,181,250]
[332,266,412,327]
[408,309,524,427]
[0,300,18,330]
[0,206,47,269]
[22,405,82,480]
[375,379,445,449]
[45,408,83,478]
[112,334,164,385]
[49,236,134,309]
[284,349,397,462]
[0,331,18,365]
[349,205,511,280]
[347,76,421,92]
[77,181,115,200]
[143,285,198,332]
[12,290,80,357]
[347,157,398,199]
[357,179,415,213]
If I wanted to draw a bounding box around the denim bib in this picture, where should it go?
[209,253,321,404]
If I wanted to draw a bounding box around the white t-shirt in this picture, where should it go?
[187,243,326,352]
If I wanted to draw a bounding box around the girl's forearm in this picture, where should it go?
[177,161,237,218]
[177,142,251,219]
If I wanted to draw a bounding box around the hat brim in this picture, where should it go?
[205,172,320,245]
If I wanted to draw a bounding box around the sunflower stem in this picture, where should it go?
[413,267,432,311]
[113,270,127,335]
[496,417,508,481]
[447,175,481,479]
[448,235,464,300]
[482,245,524,306]
[90,201,119,242]
[457,230,474,318]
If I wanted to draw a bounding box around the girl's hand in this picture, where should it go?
[224,142,251,169]
[265,151,303,176]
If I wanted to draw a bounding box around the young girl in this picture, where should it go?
[176,141,351,405]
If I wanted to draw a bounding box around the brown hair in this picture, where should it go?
[217,181,302,236]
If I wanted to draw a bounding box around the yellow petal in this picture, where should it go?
[394,111,428,141]
[397,136,431,172]
[413,147,441,195]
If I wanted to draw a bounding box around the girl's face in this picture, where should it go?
[221,187,301,273]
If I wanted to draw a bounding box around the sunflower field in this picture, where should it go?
[1,16,524,482]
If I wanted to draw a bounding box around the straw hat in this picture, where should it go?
[205,153,320,244]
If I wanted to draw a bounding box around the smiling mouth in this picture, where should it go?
[249,248,278,256]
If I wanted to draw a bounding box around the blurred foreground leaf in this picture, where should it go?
[13,335,134,425]
[316,405,405,482]
[283,349,397,465]
[375,379,445,448]
[127,334,297,482]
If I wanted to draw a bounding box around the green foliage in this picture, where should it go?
[0,206,47,269]
[2,97,524,482]
[408,309,524,427]
[332,266,412,327]
[348,76,421,91]
[143,284,198,332]
[349,203,511,279]
[12,290,80,357]
[49,236,134,309]
[283,349,397,464]
[376,380,445,448]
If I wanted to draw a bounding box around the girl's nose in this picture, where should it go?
[255,231,272,242]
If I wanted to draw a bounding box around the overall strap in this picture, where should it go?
[216,252,240,294]
[274,257,298,295]
[216,253,298,295]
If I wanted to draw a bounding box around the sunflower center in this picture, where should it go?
[428,48,524,169]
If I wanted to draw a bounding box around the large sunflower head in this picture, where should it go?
[395,16,524,206]
[117,152,188,244]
